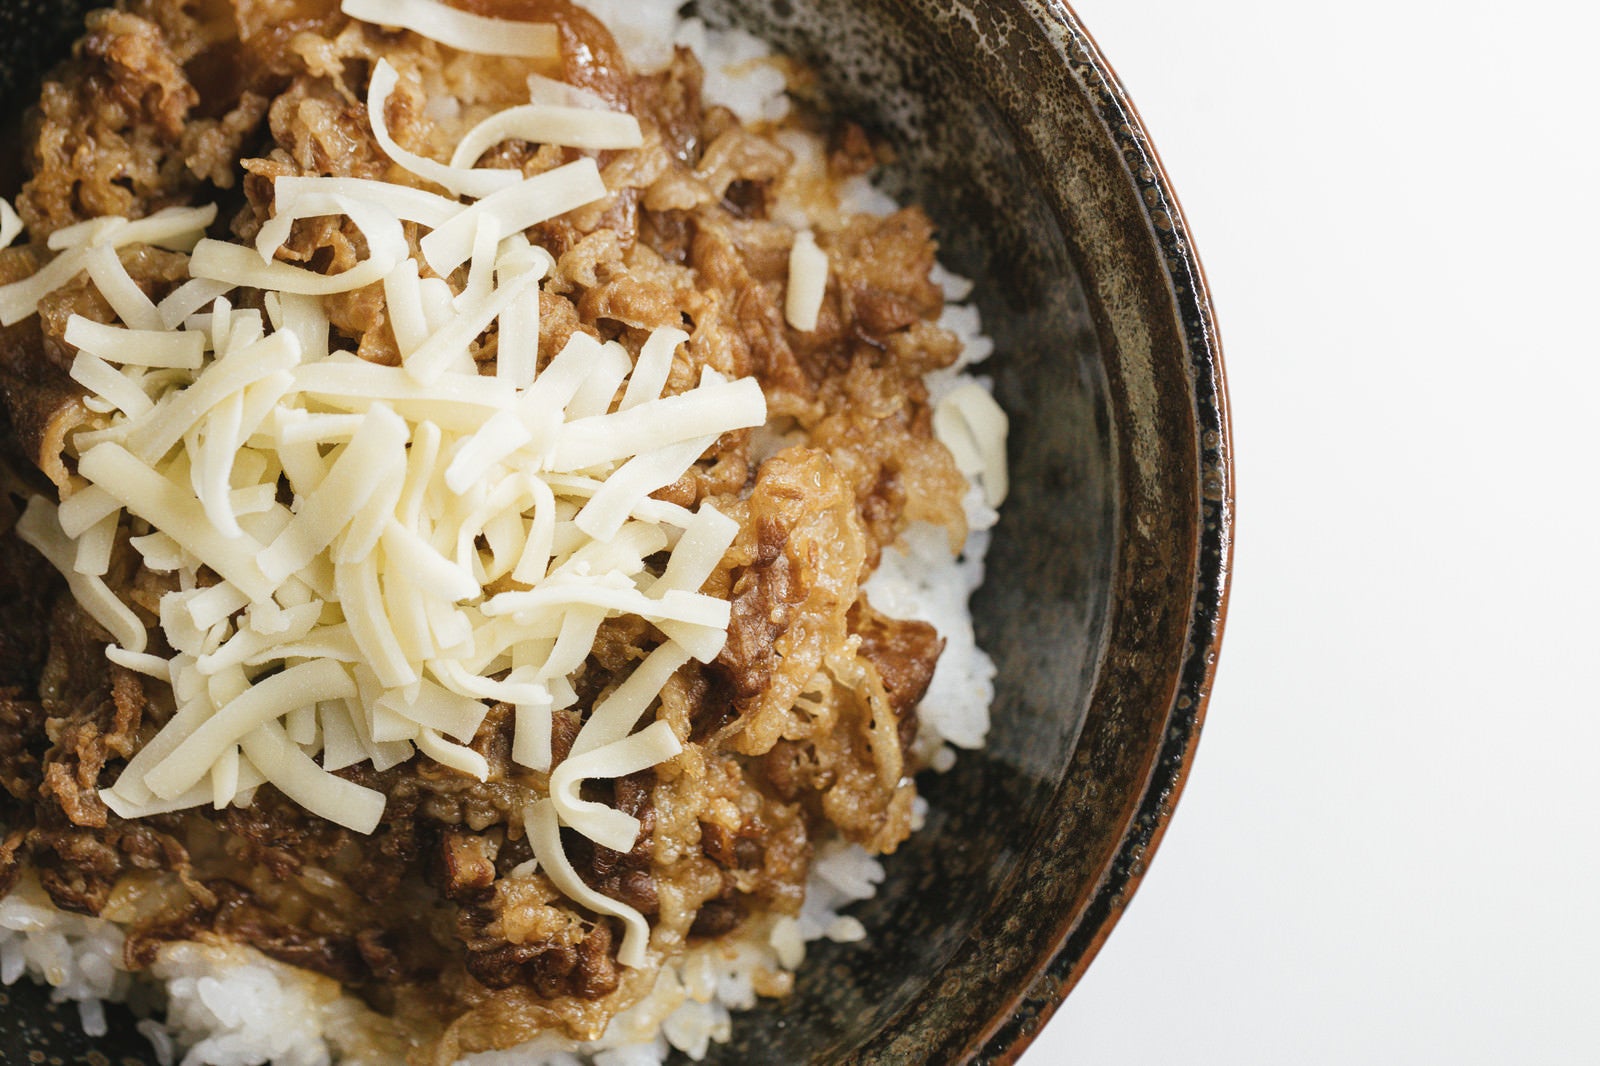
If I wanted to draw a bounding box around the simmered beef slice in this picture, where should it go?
[850,602,944,756]
[0,695,48,804]
[687,754,812,933]
[457,884,619,1000]
[127,880,371,981]
[22,8,204,236]
[0,531,58,689]
[35,598,147,830]
[715,447,867,757]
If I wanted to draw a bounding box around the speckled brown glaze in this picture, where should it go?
[0,1,1231,1063]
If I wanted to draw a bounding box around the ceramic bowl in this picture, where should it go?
[0,0,1231,1061]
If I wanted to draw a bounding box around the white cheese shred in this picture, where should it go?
[0,199,22,250]
[933,381,1011,507]
[240,719,385,834]
[0,249,91,327]
[141,660,358,800]
[526,799,654,969]
[77,444,277,602]
[84,244,163,331]
[340,0,560,59]
[549,720,682,853]
[450,104,644,166]
[419,159,608,276]
[15,497,147,653]
[571,643,694,759]
[48,204,216,253]
[367,60,524,199]
[66,315,206,369]
[785,229,829,331]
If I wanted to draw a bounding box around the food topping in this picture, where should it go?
[339,0,560,59]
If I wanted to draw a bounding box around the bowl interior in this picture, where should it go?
[0,1,1227,1063]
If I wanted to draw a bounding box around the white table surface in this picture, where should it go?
[1023,2,1600,1063]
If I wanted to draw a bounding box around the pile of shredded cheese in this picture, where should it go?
[0,0,832,970]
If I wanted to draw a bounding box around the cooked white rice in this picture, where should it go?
[0,2,1001,1063]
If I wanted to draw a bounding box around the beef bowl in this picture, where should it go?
[0,0,1230,1062]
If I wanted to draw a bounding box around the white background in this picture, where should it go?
[1023,2,1600,1063]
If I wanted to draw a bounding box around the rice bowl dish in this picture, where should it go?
[0,1,1009,1062]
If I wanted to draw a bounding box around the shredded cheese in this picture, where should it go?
[142,659,358,800]
[367,60,524,199]
[259,179,460,260]
[549,373,767,470]
[78,445,278,602]
[549,720,682,852]
[0,199,21,250]
[66,316,206,369]
[339,0,560,59]
[0,250,92,327]
[7,32,785,966]
[84,245,163,331]
[193,208,404,295]
[15,498,147,653]
[571,643,695,760]
[47,205,216,253]
[450,103,644,166]
[933,381,1010,507]
[419,158,608,276]
[240,719,385,834]
[785,229,829,331]
[527,799,655,968]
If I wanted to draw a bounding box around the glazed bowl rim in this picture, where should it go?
[966,1,1234,1060]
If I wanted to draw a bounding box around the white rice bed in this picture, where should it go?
[0,4,1002,1064]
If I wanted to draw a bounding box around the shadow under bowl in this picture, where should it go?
[0,0,1232,1062]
